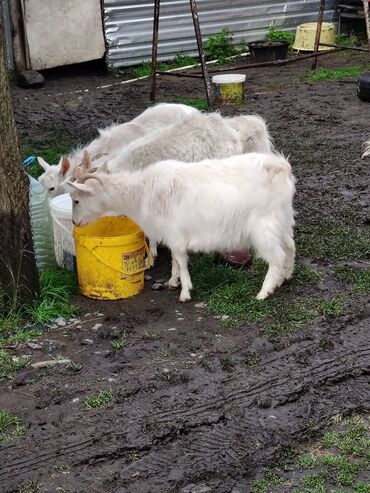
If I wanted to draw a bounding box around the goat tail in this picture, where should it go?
[362,139,370,158]
[262,152,296,194]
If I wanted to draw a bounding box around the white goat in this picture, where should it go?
[225,114,273,153]
[361,139,370,158]
[106,112,243,173]
[66,152,296,302]
[37,103,199,197]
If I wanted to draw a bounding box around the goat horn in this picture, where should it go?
[77,173,105,186]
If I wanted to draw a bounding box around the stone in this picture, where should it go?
[18,70,45,89]
[26,342,42,350]
[55,317,67,326]
[144,274,152,281]
[180,485,212,493]
[194,302,207,309]
[81,338,94,346]
[91,323,103,331]
[31,359,71,369]
[152,282,164,291]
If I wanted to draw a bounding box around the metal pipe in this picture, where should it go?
[190,48,344,75]
[150,0,160,101]
[156,70,203,79]
[311,0,326,70]
[189,0,212,107]
[319,42,369,52]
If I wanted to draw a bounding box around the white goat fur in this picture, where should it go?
[67,152,296,302]
[225,114,273,153]
[362,139,370,158]
[107,112,243,173]
[37,103,199,197]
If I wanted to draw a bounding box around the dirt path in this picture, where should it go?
[1,52,370,492]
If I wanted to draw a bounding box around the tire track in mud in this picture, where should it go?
[1,319,369,492]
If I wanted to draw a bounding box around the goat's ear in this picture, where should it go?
[60,157,71,177]
[37,157,50,171]
[65,180,94,194]
[97,161,109,174]
[73,166,84,180]
[81,150,93,171]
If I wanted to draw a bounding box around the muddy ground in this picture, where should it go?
[1,52,370,492]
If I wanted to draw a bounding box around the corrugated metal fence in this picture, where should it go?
[104,0,336,68]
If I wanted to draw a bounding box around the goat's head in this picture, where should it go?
[65,167,110,227]
[38,156,71,198]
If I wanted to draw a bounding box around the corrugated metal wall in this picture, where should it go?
[104,0,337,69]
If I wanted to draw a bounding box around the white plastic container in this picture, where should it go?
[212,74,246,106]
[49,193,76,272]
[28,175,57,271]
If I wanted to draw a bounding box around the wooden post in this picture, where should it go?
[363,0,370,50]
[311,0,326,70]
[150,0,160,101]
[189,0,212,107]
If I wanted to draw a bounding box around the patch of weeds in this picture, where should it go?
[297,454,318,469]
[166,96,208,111]
[317,297,344,317]
[26,269,78,323]
[0,410,26,442]
[297,221,370,261]
[335,33,357,47]
[321,424,370,457]
[0,328,42,346]
[131,61,168,78]
[354,484,370,493]
[300,64,370,83]
[23,137,75,179]
[266,25,295,45]
[243,352,260,367]
[84,389,114,410]
[335,266,370,294]
[0,350,28,380]
[17,481,40,493]
[322,454,359,486]
[206,28,237,64]
[172,53,196,67]
[252,467,286,493]
[293,265,322,285]
[111,339,126,350]
[190,255,342,332]
[219,354,234,372]
[300,471,328,490]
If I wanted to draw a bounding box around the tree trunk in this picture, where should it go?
[0,21,39,300]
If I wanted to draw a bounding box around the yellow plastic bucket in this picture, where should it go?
[292,22,336,52]
[212,74,246,106]
[73,216,151,300]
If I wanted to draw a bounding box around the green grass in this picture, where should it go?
[0,268,78,380]
[252,467,286,492]
[335,266,370,294]
[111,339,127,350]
[266,25,295,45]
[84,389,114,410]
[166,96,209,111]
[297,222,370,261]
[22,137,75,179]
[0,410,26,442]
[130,53,197,79]
[0,350,29,380]
[298,454,318,469]
[189,255,341,331]
[263,414,370,493]
[301,64,370,83]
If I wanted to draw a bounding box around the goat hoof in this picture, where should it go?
[256,291,268,301]
[179,294,191,303]
[167,279,179,290]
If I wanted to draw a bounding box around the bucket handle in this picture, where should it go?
[91,242,152,277]
[50,210,73,237]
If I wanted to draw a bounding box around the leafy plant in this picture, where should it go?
[266,25,295,45]
[206,28,236,64]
